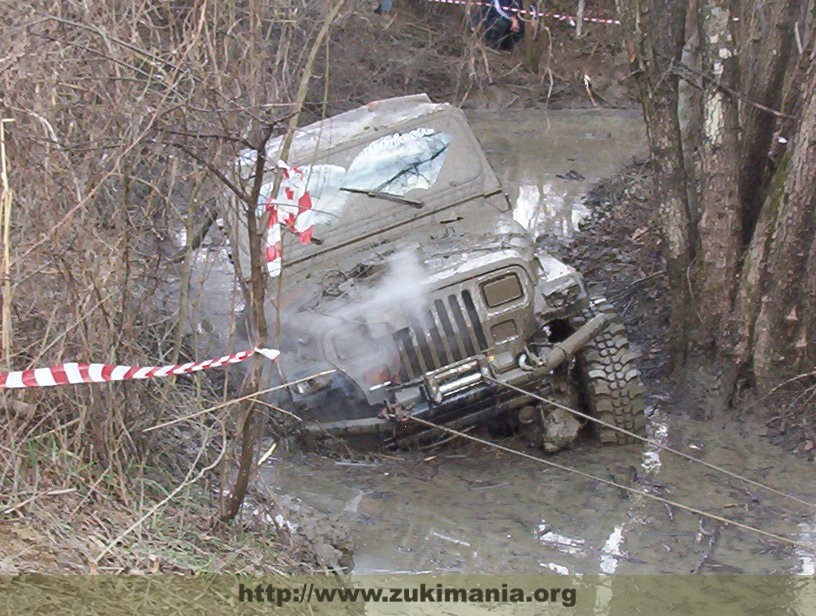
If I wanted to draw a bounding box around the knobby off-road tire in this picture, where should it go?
[571,297,646,444]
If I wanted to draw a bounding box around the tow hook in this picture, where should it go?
[380,400,410,422]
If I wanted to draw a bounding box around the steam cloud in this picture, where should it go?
[274,246,430,394]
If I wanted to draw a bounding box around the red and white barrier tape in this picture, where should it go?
[264,160,316,276]
[0,347,280,389]
[427,0,621,26]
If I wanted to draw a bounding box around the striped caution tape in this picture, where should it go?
[427,0,622,26]
[263,160,316,277]
[0,347,280,389]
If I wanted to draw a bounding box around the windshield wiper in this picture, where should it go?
[340,186,424,209]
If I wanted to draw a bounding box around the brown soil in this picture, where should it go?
[322,0,636,115]
[540,161,669,379]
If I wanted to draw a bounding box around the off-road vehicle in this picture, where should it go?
[224,95,645,451]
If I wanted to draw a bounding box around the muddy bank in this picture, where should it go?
[325,1,636,115]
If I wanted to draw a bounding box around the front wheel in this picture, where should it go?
[571,297,646,444]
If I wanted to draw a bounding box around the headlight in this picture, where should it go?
[540,275,584,311]
[481,272,524,308]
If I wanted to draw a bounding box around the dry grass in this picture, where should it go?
[0,0,349,573]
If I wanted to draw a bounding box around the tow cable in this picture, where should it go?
[484,375,816,511]
[405,414,816,552]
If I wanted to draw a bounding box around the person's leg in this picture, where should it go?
[501,22,524,50]
[375,0,393,13]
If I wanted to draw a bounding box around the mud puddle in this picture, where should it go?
[263,408,816,576]
[467,108,645,239]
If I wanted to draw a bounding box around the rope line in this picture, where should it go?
[426,0,622,26]
[407,414,815,551]
[483,376,816,511]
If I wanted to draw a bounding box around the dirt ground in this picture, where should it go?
[322,0,636,115]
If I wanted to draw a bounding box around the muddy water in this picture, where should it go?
[467,108,646,239]
[264,408,816,576]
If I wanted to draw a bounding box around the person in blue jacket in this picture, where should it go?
[481,0,523,50]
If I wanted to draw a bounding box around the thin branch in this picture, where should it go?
[168,141,250,203]
[155,126,254,149]
[40,14,183,75]
[666,55,798,120]
[141,369,336,433]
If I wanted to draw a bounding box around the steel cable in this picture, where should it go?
[485,376,816,510]
[407,414,816,551]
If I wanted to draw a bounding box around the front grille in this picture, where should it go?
[395,290,489,381]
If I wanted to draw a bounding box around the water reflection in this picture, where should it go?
[797,516,816,575]
[512,181,592,238]
[468,108,645,239]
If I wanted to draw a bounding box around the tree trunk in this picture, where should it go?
[619,0,815,397]
[732,22,814,388]
[737,0,797,243]
[694,0,742,352]
[617,0,695,364]
[521,1,548,74]
[750,40,816,391]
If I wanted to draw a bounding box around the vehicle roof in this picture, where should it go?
[227,95,507,278]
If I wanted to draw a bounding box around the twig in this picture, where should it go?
[691,519,720,574]
[0,118,13,366]
[794,21,804,55]
[667,55,798,120]
[93,427,224,564]
[763,370,816,398]
[575,0,585,38]
[169,142,249,204]
[18,3,209,263]
[40,14,183,75]
[3,488,77,515]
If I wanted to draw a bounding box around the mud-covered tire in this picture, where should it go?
[571,297,646,444]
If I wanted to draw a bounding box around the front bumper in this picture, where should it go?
[300,313,609,443]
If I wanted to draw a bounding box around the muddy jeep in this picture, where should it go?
[225,95,645,451]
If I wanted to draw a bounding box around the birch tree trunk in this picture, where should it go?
[694,0,741,352]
